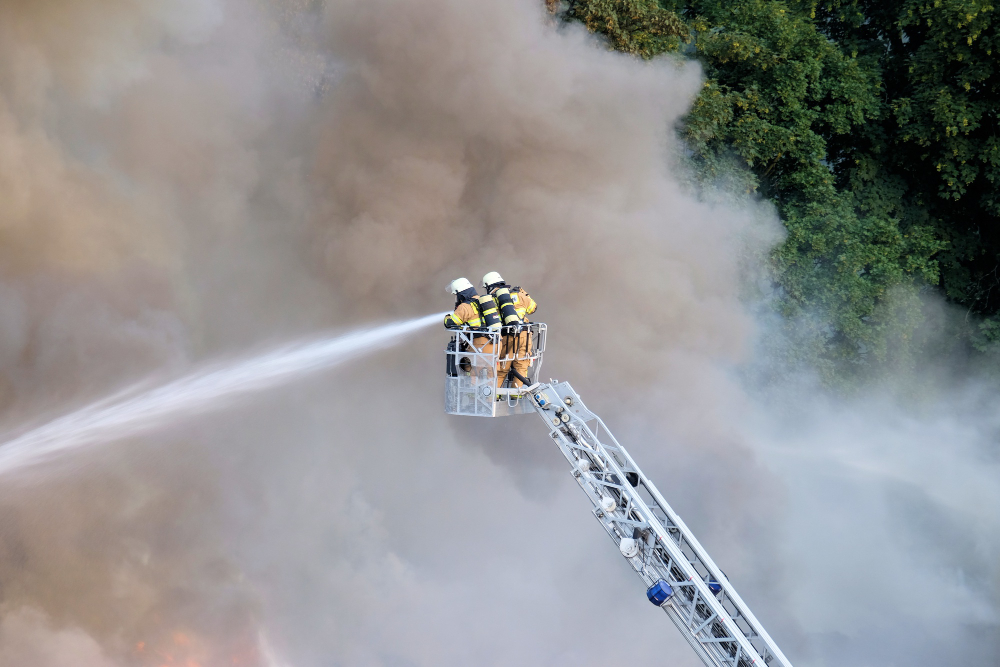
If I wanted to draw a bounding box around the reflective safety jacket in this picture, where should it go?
[444,296,502,330]
[511,287,537,322]
[444,302,480,328]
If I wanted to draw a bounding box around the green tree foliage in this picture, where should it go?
[680,0,945,367]
[806,0,1000,324]
[565,0,1000,373]
[564,0,688,57]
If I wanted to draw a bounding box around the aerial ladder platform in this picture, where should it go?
[445,323,793,667]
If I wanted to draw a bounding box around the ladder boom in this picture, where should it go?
[530,381,793,667]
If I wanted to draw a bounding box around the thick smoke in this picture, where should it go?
[0,0,995,666]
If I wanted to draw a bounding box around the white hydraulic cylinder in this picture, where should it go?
[529,381,793,667]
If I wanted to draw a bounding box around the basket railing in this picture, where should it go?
[444,323,546,417]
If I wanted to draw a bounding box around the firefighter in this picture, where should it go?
[445,277,502,384]
[482,271,537,390]
[444,277,502,332]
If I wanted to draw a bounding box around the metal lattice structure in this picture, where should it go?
[444,323,546,417]
[444,324,793,667]
[530,381,792,667]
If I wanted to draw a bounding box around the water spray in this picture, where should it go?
[0,312,445,476]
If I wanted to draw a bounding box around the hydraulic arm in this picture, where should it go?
[444,325,792,667]
[528,381,793,667]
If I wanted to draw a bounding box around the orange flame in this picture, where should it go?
[132,627,263,667]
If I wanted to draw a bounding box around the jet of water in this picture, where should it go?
[0,312,446,476]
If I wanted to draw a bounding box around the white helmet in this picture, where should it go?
[482,271,504,289]
[448,277,475,295]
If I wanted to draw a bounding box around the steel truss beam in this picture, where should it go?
[530,382,793,667]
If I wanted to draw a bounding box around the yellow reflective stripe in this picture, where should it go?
[473,295,500,329]
[447,313,483,326]
[511,292,536,317]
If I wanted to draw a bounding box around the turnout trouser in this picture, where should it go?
[499,331,532,387]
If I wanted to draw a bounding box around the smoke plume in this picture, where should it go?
[0,0,995,666]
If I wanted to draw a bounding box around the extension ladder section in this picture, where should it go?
[529,381,793,667]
